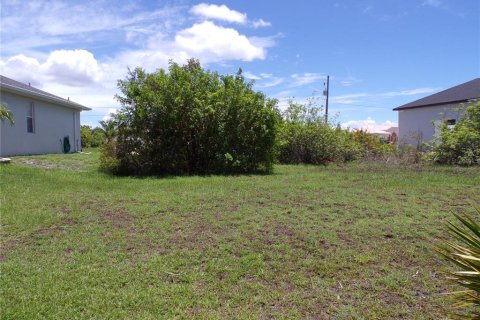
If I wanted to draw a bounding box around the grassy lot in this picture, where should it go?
[1,149,479,319]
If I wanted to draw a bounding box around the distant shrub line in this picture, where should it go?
[100,60,479,175]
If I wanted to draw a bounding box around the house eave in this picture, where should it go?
[0,83,92,111]
[393,99,476,111]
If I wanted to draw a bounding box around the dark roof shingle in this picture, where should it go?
[393,78,480,111]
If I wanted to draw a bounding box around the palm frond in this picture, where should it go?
[438,205,480,319]
[0,103,15,125]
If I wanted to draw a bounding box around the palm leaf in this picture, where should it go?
[0,103,15,125]
[437,205,480,319]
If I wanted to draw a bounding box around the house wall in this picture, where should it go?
[397,102,468,145]
[0,91,81,156]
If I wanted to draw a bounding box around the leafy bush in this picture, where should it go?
[351,129,395,161]
[102,59,279,175]
[394,144,425,164]
[91,128,106,147]
[99,138,120,173]
[81,125,107,148]
[432,102,480,166]
[277,98,359,164]
[438,206,480,318]
[80,125,93,148]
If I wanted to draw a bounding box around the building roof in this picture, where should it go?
[0,75,91,111]
[393,78,480,111]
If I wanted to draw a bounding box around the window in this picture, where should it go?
[27,102,35,133]
[445,119,456,130]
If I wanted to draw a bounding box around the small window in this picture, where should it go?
[27,102,35,133]
[445,119,456,130]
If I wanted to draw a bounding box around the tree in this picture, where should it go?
[0,103,14,125]
[91,127,106,147]
[80,125,93,148]
[277,97,359,164]
[101,59,280,175]
[432,101,480,165]
[99,119,116,142]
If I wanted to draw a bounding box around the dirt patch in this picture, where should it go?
[35,225,65,235]
[378,196,391,202]
[168,222,215,251]
[64,218,77,226]
[0,215,77,263]
[253,222,312,253]
[101,208,135,229]
[15,158,61,169]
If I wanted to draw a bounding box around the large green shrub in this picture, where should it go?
[277,98,359,164]
[432,102,480,166]
[102,59,279,175]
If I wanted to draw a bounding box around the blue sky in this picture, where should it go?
[1,0,478,131]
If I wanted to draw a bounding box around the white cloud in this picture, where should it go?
[330,87,439,105]
[261,77,284,88]
[341,118,398,132]
[290,73,323,87]
[249,34,280,48]
[1,1,272,66]
[1,50,115,119]
[102,108,118,121]
[243,72,284,88]
[243,71,261,80]
[380,87,438,97]
[190,3,247,24]
[43,50,106,86]
[1,50,106,87]
[331,93,369,105]
[0,55,42,86]
[0,1,186,58]
[190,4,272,29]
[253,19,272,28]
[113,49,174,73]
[339,76,362,87]
[0,1,278,125]
[174,21,265,61]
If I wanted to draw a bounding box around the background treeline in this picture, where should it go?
[98,59,479,175]
[81,124,105,148]
[81,120,117,148]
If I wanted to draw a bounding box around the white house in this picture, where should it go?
[0,75,91,156]
[393,78,480,145]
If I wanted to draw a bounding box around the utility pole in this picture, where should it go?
[324,75,330,123]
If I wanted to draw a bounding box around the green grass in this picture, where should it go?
[1,149,479,319]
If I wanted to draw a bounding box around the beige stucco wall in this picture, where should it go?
[397,102,470,145]
[0,91,81,156]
